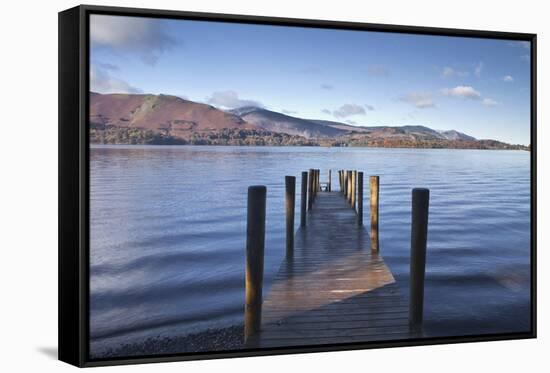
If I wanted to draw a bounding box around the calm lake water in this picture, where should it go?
[89,145,531,355]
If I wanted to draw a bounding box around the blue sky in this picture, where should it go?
[90,15,532,145]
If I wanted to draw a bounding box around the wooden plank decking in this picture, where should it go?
[246,191,415,348]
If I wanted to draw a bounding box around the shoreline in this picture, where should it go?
[93,324,245,359]
[89,143,530,151]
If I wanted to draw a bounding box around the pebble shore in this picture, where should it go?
[98,325,245,358]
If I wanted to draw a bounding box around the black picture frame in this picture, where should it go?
[59,4,537,367]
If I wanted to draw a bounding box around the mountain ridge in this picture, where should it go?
[229,107,346,139]
[89,92,527,150]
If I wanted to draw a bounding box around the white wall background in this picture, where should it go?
[0,0,547,370]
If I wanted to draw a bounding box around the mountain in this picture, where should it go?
[89,92,526,149]
[230,108,346,139]
[89,93,316,146]
[310,119,371,133]
[311,122,477,141]
[90,92,256,136]
[341,125,444,140]
[438,130,476,141]
[228,106,261,117]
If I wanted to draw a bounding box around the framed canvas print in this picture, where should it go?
[58,4,537,367]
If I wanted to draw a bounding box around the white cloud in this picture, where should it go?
[364,104,375,111]
[503,75,514,82]
[483,98,499,107]
[321,109,332,115]
[521,54,530,62]
[399,92,435,109]
[90,15,177,65]
[442,86,481,99]
[474,62,484,77]
[320,84,334,90]
[442,86,502,108]
[442,67,468,78]
[332,104,367,118]
[281,109,298,115]
[90,63,142,94]
[207,91,263,109]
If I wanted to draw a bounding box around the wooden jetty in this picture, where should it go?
[244,170,429,349]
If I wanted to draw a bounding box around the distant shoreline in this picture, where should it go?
[89,125,528,151]
[90,141,530,151]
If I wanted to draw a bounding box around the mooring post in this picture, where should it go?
[357,172,364,225]
[343,171,348,197]
[347,170,352,204]
[314,170,318,200]
[313,169,317,192]
[409,188,430,334]
[314,169,318,194]
[344,170,348,198]
[351,170,357,209]
[285,176,296,257]
[370,176,380,252]
[315,169,319,194]
[312,170,315,199]
[308,169,314,210]
[244,185,267,343]
[339,170,343,193]
[317,169,321,192]
[328,169,332,192]
[300,171,307,227]
[349,170,353,207]
[312,169,317,200]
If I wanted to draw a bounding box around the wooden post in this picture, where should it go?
[343,171,348,197]
[349,170,353,207]
[311,170,314,202]
[347,170,352,204]
[285,176,295,257]
[315,170,318,198]
[351,170,357,209]
[314,169,318,194]
[350,170,353,205]
[370,176,380,252]
[244,185,266,342]
[328,169,332,192]
[315,169,319,194]
[409,188,430,334]
[344,171,348,198]
[316,169,320,192]
[308,169,314,210]
[339,170,343,192]
[300,171,307,227]
[357,172,364,225]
